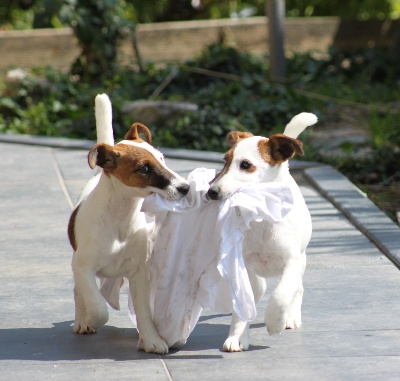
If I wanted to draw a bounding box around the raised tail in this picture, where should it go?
[95,93,114,145]
[283,112,318,139]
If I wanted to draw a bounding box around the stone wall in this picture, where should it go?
[1,17,399,72]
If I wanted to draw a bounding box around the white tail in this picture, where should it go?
[283,112,318,139]
[95,93,114,146]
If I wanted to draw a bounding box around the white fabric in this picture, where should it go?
[140,168,294,347]
[99,168,294,347]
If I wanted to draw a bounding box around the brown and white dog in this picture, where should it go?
[207,112,317,352]
[68,94,189,354]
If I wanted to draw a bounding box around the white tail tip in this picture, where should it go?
[95,93,114,146]
[283,112,318,139]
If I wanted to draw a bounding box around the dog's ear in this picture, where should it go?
[226,131,254,147]
[88,144,120,170]
[260,134,303,164]
[125,122,152,144]
[268,134,304,162]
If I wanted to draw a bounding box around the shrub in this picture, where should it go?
[0,43,316,152]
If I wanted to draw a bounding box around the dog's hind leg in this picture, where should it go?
[265,253,305,335]
[72,262,109,334]
[285,252,306,329]
[223,269,267,352]
[285,281,303,329]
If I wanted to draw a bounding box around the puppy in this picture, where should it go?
[207,113,317,352]
[68,94,189,354]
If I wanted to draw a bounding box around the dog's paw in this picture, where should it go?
[73,322,97,334]
[266,317,286,335]
[223,336,249,352]
[137,335,169,354]
[285,308,302,330]
[265,309,286,335]
[285,318,302,330]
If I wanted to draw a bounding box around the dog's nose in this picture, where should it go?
[177,184,190,196]
[207,188,220,200]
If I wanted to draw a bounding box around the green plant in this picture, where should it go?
[367,109,400,149]
[59,0,135,81]
[146,43,315,150]
[289,47,400,104]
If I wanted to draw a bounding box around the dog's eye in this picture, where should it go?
[240,160,253,170]
[138,164,151,174]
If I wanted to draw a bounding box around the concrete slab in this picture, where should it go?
[0,139,399,381]
[305,166,400,268]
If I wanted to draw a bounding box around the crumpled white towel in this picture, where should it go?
[138,167,294,347]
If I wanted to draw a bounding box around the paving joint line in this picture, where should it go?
[50,148,74,210]
[160,358,174,381]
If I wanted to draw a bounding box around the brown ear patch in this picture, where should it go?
[125,123,152,144]
[226,131,254,147]
[88,144,120,170]
[258,134,303,165]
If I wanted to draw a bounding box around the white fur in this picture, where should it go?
[208,113,317,352]
[95,93,114,145]
[70,94,189,354]
[283,112,318,139]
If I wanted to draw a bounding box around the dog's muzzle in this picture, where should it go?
[177,184,190,196]
[207,188,220,200]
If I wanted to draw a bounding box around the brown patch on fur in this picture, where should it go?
[210,148,234,184]
[258,134,303,166]
[125,123,152,144]
[226,131,254,147]
[68,204,80,251]
[91,143,172,189]
[257,139,273,164]
[243,162,256,173]
[88,144,119,170]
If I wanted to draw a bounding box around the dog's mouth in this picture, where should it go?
[150,183,190,201]
[167,184,190,200]
[206,187,232,201]
[176,184,190,197]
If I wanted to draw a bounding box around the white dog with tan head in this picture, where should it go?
[207,112,317,352]
[68,94,189,354]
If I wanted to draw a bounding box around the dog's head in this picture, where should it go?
[88,123,189,200]
[207,132,303,200]
[207,113,317,201]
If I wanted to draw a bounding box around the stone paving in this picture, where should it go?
[0,137,399,381]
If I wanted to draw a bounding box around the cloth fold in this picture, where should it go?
[141,168,294,347]
[100,168,294,348]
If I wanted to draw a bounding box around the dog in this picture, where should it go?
[68,94,189,354]
[207,112,317,352]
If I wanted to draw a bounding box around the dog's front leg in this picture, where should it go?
[72,263,109,334]
[223,313,250,352]
[224,269,267,352]
[129,267,168,354]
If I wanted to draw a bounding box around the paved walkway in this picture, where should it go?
[0,135,399,381]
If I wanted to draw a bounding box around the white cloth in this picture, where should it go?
[140,168,294,347]
[99,168,294,347]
